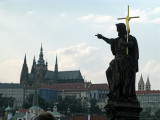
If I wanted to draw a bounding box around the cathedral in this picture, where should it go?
[20,45,84,86]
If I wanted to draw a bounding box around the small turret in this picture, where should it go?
[53,105,57,112]
[5,105,13,120]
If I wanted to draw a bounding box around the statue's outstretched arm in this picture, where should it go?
[95,34,112,44]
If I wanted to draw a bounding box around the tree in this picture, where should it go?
[0,93,15,117]
[89,98,101,114]
[154,109,160,118]
[0,93,15,108]
[140,107,151,118]
[0,106,5,117]
[57,97,88,114]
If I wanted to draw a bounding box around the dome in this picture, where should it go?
[5,106,12,112]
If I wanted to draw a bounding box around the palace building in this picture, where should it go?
[20,45,84,86]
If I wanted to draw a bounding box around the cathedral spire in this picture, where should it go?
[24,53,27,65]
[20,54,29,85]
[54,55,58,82]
[55,55,58,72]
[41,43,43,52]
[38,44,45,65]
[33,56,36,65]
[146,75,151,91]
[31,56,36,74]
[138,74,145,91]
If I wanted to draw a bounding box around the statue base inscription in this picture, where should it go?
[105,101,142,120]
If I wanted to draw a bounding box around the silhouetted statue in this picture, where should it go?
[96,23,139,102]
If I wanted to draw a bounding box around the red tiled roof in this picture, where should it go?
[18,109,29,113]
[41,82,109,91]
[61,114,66,117]
[73,116,107,120]
[136,90,160,94]
[89,84,109,91]
[41,82,91,91]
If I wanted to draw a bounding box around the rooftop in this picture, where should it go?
[0,83,22,88]
[41,82,109,91]
[89,84,109,91]
[136,90,160,95]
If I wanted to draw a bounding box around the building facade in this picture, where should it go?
[23,86,35,100]
[136,90,160,114]
[88,84,109,109]
[0,83,24,108]
[20,45,84,87]
[41,82,109,110]
[136,75,160,114]
[37,88,57,103]
[41,82,91,102]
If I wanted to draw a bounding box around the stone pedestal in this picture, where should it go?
[105,101,142,120]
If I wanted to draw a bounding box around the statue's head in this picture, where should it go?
[116,23,127,37]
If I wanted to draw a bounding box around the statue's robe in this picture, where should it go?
[106,35,139,101]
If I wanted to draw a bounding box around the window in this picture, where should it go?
[99,93,101,99]
[94,93,96,99]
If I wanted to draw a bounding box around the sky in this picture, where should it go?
[0,0,160,90]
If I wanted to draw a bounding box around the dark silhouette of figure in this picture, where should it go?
[34,112,56,120]
[96,23,139,101]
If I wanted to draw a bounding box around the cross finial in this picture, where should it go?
[117,5,139,55]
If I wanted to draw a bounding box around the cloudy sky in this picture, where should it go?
[0,0,160,90]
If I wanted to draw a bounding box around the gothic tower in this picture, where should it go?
[146,76,151,91]
[54,55,58,82]
[138,74,145,91]
[34,45,47,86]
[20,54,29,86]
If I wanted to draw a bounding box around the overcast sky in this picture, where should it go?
[0,0,160,90]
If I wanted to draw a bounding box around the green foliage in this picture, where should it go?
[0,95,14,108]
[140,107,151,118]
[0,93,15,117]
[0,107,5,117]
[89,98,101,114]
[57,97,88,114]
[154,109,160,118]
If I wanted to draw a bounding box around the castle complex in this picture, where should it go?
[20,45,84,86]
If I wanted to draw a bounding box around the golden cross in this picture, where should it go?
[117,5,139,55]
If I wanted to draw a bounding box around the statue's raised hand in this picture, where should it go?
[95,34,103,39]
